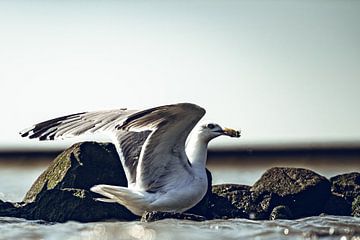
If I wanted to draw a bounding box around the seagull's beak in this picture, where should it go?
[222,128,241,138]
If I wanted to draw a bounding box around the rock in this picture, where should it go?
[212,184,251,196]
[352,196,360,217]
[0,200,18,217]
[253,193,282,219]
[0,200,15,210]
[323,193,352,216]
[0,142,138,222]
[211,184,264,219]
[141,211,206,222]
[270,205,293,220]
[18,188,137,222]
[329,172,360,217]
[330,172,360,203]
[251,167,331,218]
[24,141,128,203]
[207,191,248,219]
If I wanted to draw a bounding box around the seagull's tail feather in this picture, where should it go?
[90,184,148,215]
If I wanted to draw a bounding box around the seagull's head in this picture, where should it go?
[198,122,241,142]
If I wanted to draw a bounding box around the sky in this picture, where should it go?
[0,0,359,149]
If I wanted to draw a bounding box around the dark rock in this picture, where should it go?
[212,184,251,210]
[24,142,128,203]
[270,205,293,220]
[0,200,18,217]
[330,172,360,203]
[323,193,352,216]
[141,211,206,222]
[211,184,265,219]
[0,200,16,210]
[212,184,251,195]
[18,188,137,222]
[207,192,248,219]
[352,196,360,217]
[0,142,138,222]
[251,167,331,218]
[211,184,289,220]
[328,172,360,217]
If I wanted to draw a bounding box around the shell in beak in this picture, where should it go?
[222,128,241,138]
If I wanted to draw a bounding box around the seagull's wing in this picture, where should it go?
[20,109,137,140]
[19,108,147,183]
[114,103,206,191]
[20,103,205,190]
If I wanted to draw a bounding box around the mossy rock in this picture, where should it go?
[24,142,127,203]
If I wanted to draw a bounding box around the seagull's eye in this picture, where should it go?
[207,123,215,129]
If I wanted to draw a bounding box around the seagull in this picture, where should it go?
[20,103,240,216]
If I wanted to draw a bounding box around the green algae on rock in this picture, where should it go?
[24,142,128,203]
[1,142,137,222]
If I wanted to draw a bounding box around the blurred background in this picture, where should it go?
[0,0,359,201]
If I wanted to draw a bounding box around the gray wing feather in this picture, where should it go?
[115,103,206,191]
[116,130,151,185]
[20,109,137,140]
[20,103,206,192]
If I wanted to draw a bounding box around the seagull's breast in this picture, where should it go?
[148,168,208,212]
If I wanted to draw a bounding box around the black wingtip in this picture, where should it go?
[29,134,37,139]
[20,132,29,137]
[39,135,47,141]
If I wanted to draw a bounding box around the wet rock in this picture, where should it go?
[24,142,128,203]
[19,188,137,222]
[207,191,248,219]
[0,200,15,210]
[211,184,265,219]
[270,205,293,220]
[323,193,352,216]
[352,196,360,217]
[330,172,360,203]
[0,142,138,222]
[251,167,331,218]
[0,200,18,217]
[328,172,360,217]
[141,211,206,222]
[212,184,251,197]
